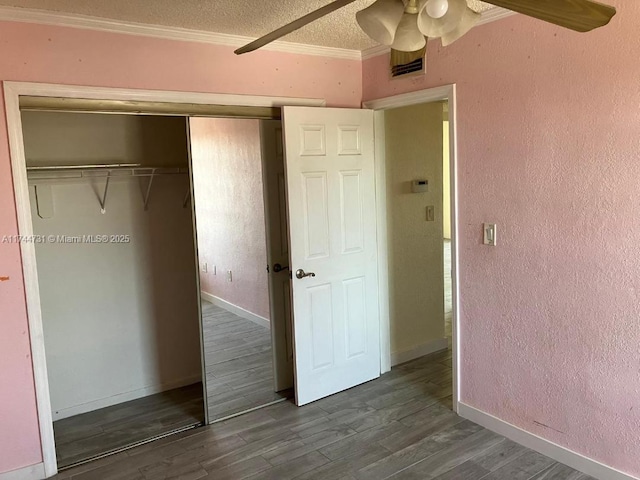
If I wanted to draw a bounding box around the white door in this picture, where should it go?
[283,106,380,406]
[260,120,294,392]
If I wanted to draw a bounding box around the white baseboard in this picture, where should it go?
[201,292,270,330]
[0,463,45,480]
[458,403,639,480]
[52,374,202,421]
[391,337,448,366]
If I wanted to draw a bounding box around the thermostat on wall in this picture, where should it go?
[412,179,429,193]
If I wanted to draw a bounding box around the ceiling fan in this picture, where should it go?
[234,0,616,55]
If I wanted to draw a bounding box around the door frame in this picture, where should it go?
[3,81,325,478]
[363,84,461,413]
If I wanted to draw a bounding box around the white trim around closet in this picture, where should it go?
[3,81,326,479]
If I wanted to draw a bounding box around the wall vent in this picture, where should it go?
[390,47,426,79]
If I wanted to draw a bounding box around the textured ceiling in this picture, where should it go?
[0,0,496,50]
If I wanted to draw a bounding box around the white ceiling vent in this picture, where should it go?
[390,47,426,79]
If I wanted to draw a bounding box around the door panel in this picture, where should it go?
[283,107,380,406]
[344,276,367,358]
[308,283,334,370]
[340,171,364,254]
[302,172,330,259]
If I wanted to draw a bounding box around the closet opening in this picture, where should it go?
[21,111,206,469]
[18,101,294,470]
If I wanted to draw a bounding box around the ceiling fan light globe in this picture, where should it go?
[356,0,406,46]
[390,13,426,52]
[417,0,465,37]
[426,0,449,19]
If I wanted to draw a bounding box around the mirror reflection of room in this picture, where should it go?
[190,117,292,422]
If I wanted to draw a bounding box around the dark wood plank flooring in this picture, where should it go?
[53,349,593,480]
[202,301,288,422]
[54,383,204,469]
[55,300,283,469]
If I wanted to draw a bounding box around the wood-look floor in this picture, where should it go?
[53,383,204,469]
[202,301,288,422]
[54,301,281,468]
[53,349,592,480]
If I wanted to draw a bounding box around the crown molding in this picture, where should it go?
[361,7,516,60]
[477,6,517,26]
[0,5,516,62]
[0,6,363,60]
[361,45,390,60]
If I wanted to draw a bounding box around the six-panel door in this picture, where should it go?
[282,106,380,406]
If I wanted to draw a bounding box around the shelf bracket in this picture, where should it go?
[34,184,55,219]
[98,173,111,214]
[142,169,156,211]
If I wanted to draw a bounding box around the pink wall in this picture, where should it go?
[364,1,640,477]
[191,118,271,320]
[0,21,361,475]
[0,120,42,472]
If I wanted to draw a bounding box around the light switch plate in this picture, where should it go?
[483,223,497,246]
[426,206,435,222]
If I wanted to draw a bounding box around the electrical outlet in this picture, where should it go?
[426,206,435,222]
[227,270,232,282]
[201,263,208,273]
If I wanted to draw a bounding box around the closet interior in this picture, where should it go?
[20,105,293,470]
[22,111,205,469]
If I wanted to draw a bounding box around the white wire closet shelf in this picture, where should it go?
[26,163,189,179]
[26,163,191,213]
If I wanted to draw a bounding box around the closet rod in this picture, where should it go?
[26,166,189,181]
[27,164,141,171]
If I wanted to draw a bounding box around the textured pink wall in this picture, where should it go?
[191,118,271,320]
[0,91,42,472]
[364,1,640,477]
[0,21,361,474]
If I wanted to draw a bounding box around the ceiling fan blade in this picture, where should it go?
[235,0,358,55]
[482,0,616,32]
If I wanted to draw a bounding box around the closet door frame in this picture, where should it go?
[3,81,325,478]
